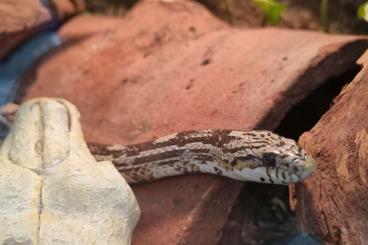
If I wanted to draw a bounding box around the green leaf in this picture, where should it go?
[320,0,329,33]
[253,0,286,25]
[357,1,368,22]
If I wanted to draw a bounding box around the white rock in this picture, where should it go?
[0,98,140,244]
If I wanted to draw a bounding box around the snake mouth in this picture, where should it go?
[299,155,316,180]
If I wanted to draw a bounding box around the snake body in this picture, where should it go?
[89,129,315,185]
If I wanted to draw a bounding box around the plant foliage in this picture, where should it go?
[252,0,286,25]
[357,1,368,22]
[320,0,329,32]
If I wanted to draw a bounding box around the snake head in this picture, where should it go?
[224,130,316,185]
[259,147,316,184]
[248,131,316,184]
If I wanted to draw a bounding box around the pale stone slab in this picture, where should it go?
[0,98,140,244]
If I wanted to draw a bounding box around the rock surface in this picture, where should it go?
[0,0,50,59]
[0,0,84,60]
[20,1,368,244]
[0,98,140,244]
[51,0,86,21]
[292,50,368,244]
[58,14,122,39]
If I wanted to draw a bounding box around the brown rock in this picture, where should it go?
[19,1,368,244]
[0,0,51,59]
[0,0,84,60]
[0,0,51,34]
[292,50,368,244]
[50,0,86,21]
[58,14,123,39]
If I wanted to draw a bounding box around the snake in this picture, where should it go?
[0,103,315,185]
[90,129,315,185]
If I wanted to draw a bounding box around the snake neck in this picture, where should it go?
[88,129,257,183]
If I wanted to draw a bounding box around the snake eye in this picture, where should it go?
[263,153,276,167]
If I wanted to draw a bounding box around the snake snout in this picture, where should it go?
[298,155,316,180]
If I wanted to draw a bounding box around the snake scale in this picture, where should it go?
[1,101,315,185]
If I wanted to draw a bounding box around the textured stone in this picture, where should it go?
[20,1,368,244]
[0,0,85,60]
[51,0,86,21]
[292,50,368,244]
[0,98,140,244]
[0,0,51,34]
[0,0,51,59]
[58,14,123,39]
